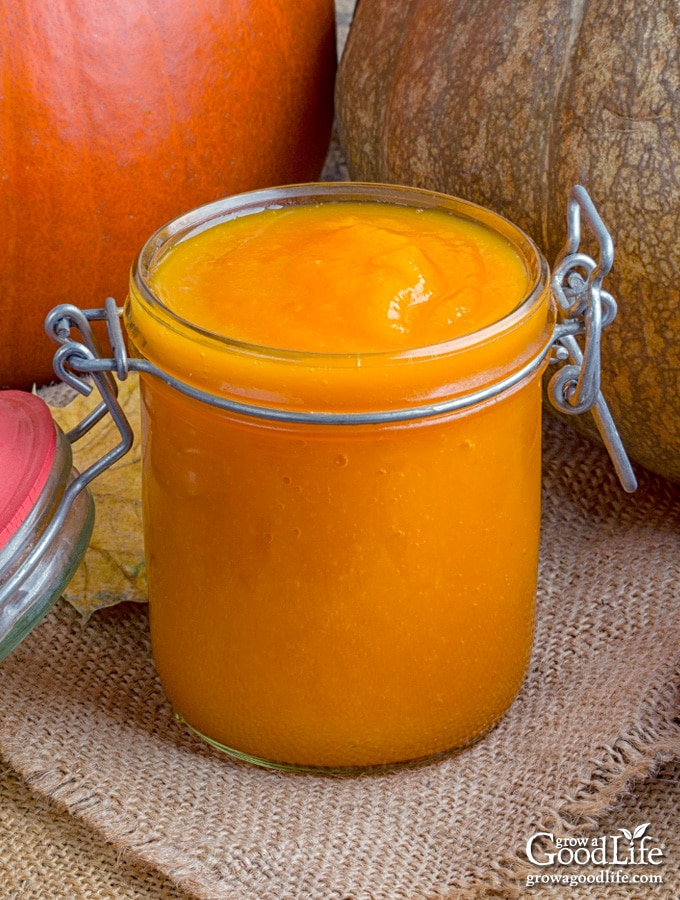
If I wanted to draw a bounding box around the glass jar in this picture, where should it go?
[19,182,634,775]
[124,183,550,773]
[0,391,94,661]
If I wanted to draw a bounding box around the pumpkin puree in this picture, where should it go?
[129,200,549,770]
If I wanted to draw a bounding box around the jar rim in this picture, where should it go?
[130,181,550,365]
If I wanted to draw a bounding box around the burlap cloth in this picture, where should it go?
[0,411,679,899]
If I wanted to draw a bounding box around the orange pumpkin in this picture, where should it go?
[0,0,336,389]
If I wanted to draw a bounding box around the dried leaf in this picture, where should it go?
[49,375,146,619]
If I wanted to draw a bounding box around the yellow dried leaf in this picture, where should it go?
[49,374,146,619]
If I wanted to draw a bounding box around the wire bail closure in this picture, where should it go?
[44,185,637,494]
[547,186,637,492]
[35,298,134,546]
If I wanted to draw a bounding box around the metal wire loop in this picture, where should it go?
[44,303,133,464]
[546,185,636,491]
[548,186,613,415]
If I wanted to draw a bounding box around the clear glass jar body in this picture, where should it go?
[125,183,555,773]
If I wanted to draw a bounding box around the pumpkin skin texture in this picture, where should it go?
[0,0,336,390]
[336,0,680,483]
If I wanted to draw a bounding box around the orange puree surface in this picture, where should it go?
[149,202,529,353]
[127,195,552,771]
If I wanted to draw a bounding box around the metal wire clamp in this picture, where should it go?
[547,186,637,491]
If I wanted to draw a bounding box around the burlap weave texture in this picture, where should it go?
[0,414,679,899]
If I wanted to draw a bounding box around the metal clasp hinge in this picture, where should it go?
[547,185,637,492]
[44,297,133,492]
